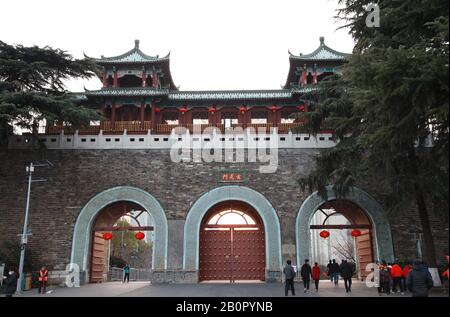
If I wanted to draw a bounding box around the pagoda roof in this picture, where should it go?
[289,36,351,62]
[84,40,170,65]
[168,90,293,101]
[84,87,169,97]
[82,87,317,100]
[284,36,351,89]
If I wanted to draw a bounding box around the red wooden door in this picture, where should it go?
[199,228,265,282]
[232,229,265,281]
[356,229,374,279]
[199,229,232,281]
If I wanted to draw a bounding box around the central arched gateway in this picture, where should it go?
[184,186,283,282]
[199,201,265,282]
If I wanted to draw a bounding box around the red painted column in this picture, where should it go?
[111,101,116,126]
[142,67,146,87]
[113,67,118,88]
[151,101,156,132]
[313,63,318,84]
[178,111,184,125]
[102,70,108,88]
[140,101,145,129]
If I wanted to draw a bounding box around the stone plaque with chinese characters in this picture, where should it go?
[218,171,248,183]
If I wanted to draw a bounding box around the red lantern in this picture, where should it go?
[319,230,330,239]
[298,104,307,112]
[208,106,216,114]
[102,232,113,240]
[154,107,161,113]
[179,106,188,114]
[239,106,247,114]
[135,231,145,240]
[351,229,362,237]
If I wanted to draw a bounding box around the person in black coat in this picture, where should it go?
[340,260,354,293]
[3,269,18,297]
[300,259,312,293]
[406,260,433,297]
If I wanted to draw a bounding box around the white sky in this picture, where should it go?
[1,0,354,92]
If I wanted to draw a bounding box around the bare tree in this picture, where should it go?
[330,231,355,262]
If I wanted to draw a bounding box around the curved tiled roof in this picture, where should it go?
[289,36,351,61]
[83,87,317,99]
[84,40,170,65]
[84,87,169,97]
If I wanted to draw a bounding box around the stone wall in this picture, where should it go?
[0,149,448,282]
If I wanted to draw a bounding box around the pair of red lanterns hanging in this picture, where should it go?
[319,229,362,239]
[102,232,145,240]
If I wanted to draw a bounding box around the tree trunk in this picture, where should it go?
[409,148,438,267]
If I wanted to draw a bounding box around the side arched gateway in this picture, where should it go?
[70,186,168,282]
[183,186,283,282]
[296,186,395,270]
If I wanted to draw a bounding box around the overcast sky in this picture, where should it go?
[1,0,355,92]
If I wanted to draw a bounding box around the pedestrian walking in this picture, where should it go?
[331,259,340,286]
[406,260,433,297]
[391,261,404,294]
[283,260,296,296]
[300,259,312,293]
[340,260,354,293]
[379,262,392,295]
[312,262,321,292]
[38,266,49,294]
[326,260,333,282]
[3,268,18,297]
[123,264,130,283]
[402,262,412,293]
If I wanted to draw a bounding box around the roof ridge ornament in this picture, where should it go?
[320,36,325,46]
[135,39,140,49]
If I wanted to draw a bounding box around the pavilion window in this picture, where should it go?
[281,111,296,123]
[107,75,113,87]
[251,110,268,124]
[162,111,179,125]
[118,74,142,88]
[317,71,334,83]
[221,111,238,128]
[117,104,140,121]
[192,111,208,125]
[145,75,152,87]
[306,72,314,84]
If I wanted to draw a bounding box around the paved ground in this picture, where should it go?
[14,280,449,297]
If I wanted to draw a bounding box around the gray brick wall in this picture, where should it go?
[0,149,447,272]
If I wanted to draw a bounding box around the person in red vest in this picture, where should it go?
[391,261,404,294]
[402,262,412,293]
[312,262,321,292]
[38,266,48,294]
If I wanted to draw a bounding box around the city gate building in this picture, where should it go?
[1,38,448,284]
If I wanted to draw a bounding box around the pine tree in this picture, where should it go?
[0,41,101,147]
[299,0,449,267]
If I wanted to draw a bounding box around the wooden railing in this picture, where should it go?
[45,121,151,135]
[156,124,225,134]
[101,121,151,132]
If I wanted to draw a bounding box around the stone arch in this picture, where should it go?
[70,186,168,279]
[296,186,394,266]
[183,185,283,280]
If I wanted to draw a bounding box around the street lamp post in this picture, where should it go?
[16,162,34,294]
[16,160,52,294]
